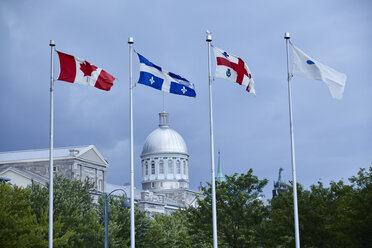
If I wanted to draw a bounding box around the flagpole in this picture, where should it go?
[206,31,218,248]
[285,32,300,248]
[162,92,165,112]
[49,39,55,248]
[128,36,135,248]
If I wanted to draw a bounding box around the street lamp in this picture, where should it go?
[104,189,130,248]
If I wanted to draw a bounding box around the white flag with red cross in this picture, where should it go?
[212,45,255,94]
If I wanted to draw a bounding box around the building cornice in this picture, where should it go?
[140,151,189,158]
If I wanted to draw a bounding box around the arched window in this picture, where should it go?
[176,160,181,174]
[145,161,148,175]
[183,160,187,175]
[151,160,155,174]
[168,160,173,173]
[159,160,164,174]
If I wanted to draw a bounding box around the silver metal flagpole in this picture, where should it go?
[284,32,301,248]
[206,31,218,248]
[128,36,135,248]
[49,39,55,248]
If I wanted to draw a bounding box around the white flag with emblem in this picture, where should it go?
[291,42,347,99]
[212,45,255,94]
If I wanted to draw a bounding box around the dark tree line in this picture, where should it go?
[1,167,371,248]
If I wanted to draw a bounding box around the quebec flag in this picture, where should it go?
[136,53,196,97]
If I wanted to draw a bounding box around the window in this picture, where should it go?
[98,179,103,191]
[176,160,181,174]
[168,160,173,173]
[183,161,187,175]
[53,166,58,172]
[74,164,80,179]
[151,182,155,188]
[145,161,148,175]
[159,160,164,174]
[151,161,155,174]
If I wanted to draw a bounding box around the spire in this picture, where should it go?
[159,111,169,128]
[215,150,226,182]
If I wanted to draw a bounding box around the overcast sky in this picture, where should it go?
[1,0,371,199]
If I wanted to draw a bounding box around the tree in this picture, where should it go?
[263,166,372,248]
[144,211,192,248]
[263,182,338,248]
[186,169,268,248]
[0,183,44,248]
[97,194,152,248]
[328,167,372,247]
[347,167,372,247]
[28,176,103,248]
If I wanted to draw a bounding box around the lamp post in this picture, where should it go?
[104,189,130,248]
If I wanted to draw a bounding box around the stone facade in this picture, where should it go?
[0,145,107,192]
[106,183,200,217]
[141,153,189,190]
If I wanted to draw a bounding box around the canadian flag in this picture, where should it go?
[57,51,115,91]
[212,46,255,94]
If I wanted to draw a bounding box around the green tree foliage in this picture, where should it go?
[264,167,372,248]
[263,182,335,247]
[1,167,371,247]
[329,167,372,247]
[27,176,103,248]
[97,194,152,248]
[186,169,268,248]
[144,211,192,248]
[0,184,44,248]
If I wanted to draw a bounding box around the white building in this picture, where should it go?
[0,112,202,215]
[0,145,108,193]
[141,112,189,190]
[140,112,200,212]
[108,112,201,215]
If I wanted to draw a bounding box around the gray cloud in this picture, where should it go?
[1,0,371,199]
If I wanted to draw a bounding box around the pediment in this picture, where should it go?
[77,146,108,166]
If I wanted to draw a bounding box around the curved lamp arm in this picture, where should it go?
[107,188,128,198]
[104,188,130,248]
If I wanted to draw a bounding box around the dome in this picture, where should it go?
[140,112,190,191]
[141,112,188,157]
[141,126,188,156]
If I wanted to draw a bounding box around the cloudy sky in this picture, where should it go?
[1,0,371,199]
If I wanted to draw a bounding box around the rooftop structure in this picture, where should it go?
[140,112,189,191]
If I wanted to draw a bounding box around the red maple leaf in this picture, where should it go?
[80,61,97,77]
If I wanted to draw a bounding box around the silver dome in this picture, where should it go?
[141,126,188,156]
[141,112,188,156]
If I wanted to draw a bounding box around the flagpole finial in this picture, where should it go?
[128,37,134,44]
[206,30,212,42]
[49,40,55,47]
[284,32,290,40]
